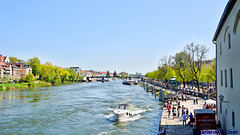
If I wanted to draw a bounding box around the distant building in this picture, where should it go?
[0,55,12,78]
[213,0,240,131]
[0,54,32,79]
[70,67,81,73]
[12,62,32,79]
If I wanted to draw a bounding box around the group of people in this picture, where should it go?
[203,102,216,112]
[164,99,195,127]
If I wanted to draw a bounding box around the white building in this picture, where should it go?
[213,0,240,132]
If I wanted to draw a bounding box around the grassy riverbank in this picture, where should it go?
[0,81,51,91]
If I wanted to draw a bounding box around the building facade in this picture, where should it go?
[0,55,32,79]
[213,0,240,132]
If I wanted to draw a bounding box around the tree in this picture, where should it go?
[120,72,128,78]
[69,69,76,82]
[40,62,55,82]
[106,71,110,78]
[158,55,175,82]
[28,57,42,76]
[173,52,192,88]
[184,42,209,94]
[113,71,117,77]
[26,73,35,87]
[9,57,23,63]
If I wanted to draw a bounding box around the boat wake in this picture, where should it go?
[106,105,151,122]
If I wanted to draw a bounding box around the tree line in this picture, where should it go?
[145,42,216,94]
[28,57,83,84]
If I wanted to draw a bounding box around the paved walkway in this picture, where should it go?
[160,94,205,135]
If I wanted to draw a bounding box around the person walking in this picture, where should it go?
[196,98,198,104]
[193,98,195,104]
[188,113,194,126]
[173,108,177,119]
[186,108,189,117]
[177,108,180,118]
[182,113,187,126]
[168,107,171,118]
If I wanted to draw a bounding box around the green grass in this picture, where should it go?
[0,82,52,91]
[0,83,29,91]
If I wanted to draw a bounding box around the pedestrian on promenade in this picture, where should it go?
[186,108,189,117]
[182,94,184,101]
[182,113,187,126]
[168,107,171,118]
[173,108,177,119]
[182,108,185,117]
[177,108,180,118]
[193,98,195,104]
[188,113,194,126]
[158,128,165,135]
[196,98,198,104]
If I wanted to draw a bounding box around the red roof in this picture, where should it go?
[0,55,6,62]
[0,62,7,65]
[100,72,107,74]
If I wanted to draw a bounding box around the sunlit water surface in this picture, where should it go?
[0,80,162,135]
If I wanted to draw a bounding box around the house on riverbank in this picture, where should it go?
[213,0,240,132]
[0,54,32,79]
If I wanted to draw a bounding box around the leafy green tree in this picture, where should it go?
[28,57,42,76]
[120,72,128,78]
[9,57,22,63]
[26,73,35,87]
[75,72,83,82]
[40,62,55,82]
[158,55,175,82]
[106,71,110,78]
[173,52,192,87]
[69,69,76,82]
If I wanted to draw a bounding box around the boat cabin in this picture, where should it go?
[117,104,128,110]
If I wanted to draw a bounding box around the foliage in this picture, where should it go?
[28,57,42,76]
[9,57,24,63]
[26,73,35,87]
[120,72,128,78]
[113,71,117,77]
[146,42,215,91]
[106,71,110,78]
[184,42,208,93]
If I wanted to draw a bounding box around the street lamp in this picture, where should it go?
[219,94,229,103]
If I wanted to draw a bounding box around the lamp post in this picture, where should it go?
[219,94,230,103]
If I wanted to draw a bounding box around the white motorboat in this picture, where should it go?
[113,104,133,120]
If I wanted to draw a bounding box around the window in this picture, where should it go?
[232,111,235,127]
[225,70,227,87]
[228,33,231,49]
[221,71,223,86]
[220,102,222,113]
[230,68,233,88]
[220,43,222,55]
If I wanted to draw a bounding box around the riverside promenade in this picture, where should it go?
[160,92,204,135]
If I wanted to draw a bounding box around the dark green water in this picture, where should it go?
[0,80,162,135]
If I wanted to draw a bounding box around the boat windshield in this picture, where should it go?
[118,104,128,110]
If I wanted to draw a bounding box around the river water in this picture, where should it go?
[0,80,162,135]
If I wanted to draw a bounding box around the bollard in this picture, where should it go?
[162,91,165,102]
[155,89,157,98]
[159,89,162,101]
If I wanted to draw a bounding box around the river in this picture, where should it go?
[0,80,162,135]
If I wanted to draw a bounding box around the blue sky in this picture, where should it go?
[0,0,228,74]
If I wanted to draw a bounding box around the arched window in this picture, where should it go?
[233,9,240,35]
[224,26,229,42]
